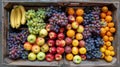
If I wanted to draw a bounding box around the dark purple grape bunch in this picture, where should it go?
[7,29,29,60]
[85,36,103,59]
[49,12,68,27]
[46,6,62,17]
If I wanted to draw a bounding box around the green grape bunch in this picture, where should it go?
[26,8,46,34]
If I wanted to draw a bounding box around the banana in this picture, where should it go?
[15,7,21,29]
[19,5,26,25]
[10,9,16,28]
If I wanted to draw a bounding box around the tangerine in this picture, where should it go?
[66,29,75,38]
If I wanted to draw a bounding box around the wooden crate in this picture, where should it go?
[2,1,119,66]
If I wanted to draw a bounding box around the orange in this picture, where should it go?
[105,50,111,56]
[101,12,106,19]
[107,22,114,28]
[105,56,113,62]
[107,11,112,16]
[72,47,79,55]
[100,47,106,53]
[66,53,73,61]
[109,27,116,33]
[108,46,114,51]
[101,28,106,34]
[101,33,105,37]
[106,31,112,36]
[76,16,84,24]
[75,33,83,40]
[103,35,109,42]
[66,29,75,38]
[105,41,111,47]
[110,51,115,56]
[101,53,105,58]
[68,8,75,15]
[108,36,114,41]
[105,16,112,22]
[76,8,84,16]
[104,27,109,31]
[102,6,108,13]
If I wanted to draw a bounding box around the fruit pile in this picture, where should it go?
[100,6,115,62]
[8,5,116,63]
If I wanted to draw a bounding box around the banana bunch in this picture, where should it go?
[10,5,26,29]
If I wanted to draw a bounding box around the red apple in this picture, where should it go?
[68,15,75,22]
[46,53,54,62]
[46,24,51,31]
[57,47,64,54]
[80,54,86,60]
[60,28,65,33]
[47,39,55,47]
[58,33,65,40]
[66,24,72,30]
[24,42,32,51]
[49,47,56,54]
[65,37,72,45]
[56,40,65,47]
[79,40,85,47]
[49,32,57,39]
[65,46,72,53]
[55,54,62,61]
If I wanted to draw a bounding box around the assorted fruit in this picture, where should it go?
[8,5,116,63]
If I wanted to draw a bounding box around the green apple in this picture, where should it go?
[41,44,49,53]
[39,29,48,37]
[37,52,45,61]
[28,52,36,61]
[27,34,36,43]
[73,55,82,64]
[77,25,84,33]
[72,22,79,29]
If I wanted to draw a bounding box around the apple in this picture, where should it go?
[73,55,82,64]
[32,45,40,53]
[57,47,64,54]
[41,44,49,53]
[46,53,54,62]
[37,52,45,61]
[55,54,62,61]
[80,54,86,60]
[72,21,79,29]
[39,29,48,37]
[77,25,84,33]
[49,32,57,39]
[28,52,36,61]
[46,24,51,31]
[24,42,32,51]
[47,39,55,47]
[49,47,56,54]
[56,40,65,47]
[79,40,85,47]
[60,27,65,33]
[65,46,72,53]
[66,24,72,30]
[68,15,75,22]
[65,37,72,45]
[36,37,45,46]
[58,33,65,40]
[27,34,36,43]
